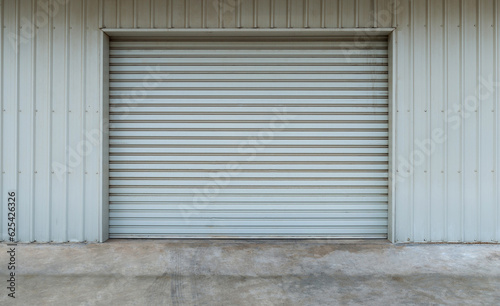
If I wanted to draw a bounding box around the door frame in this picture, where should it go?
[99,28,397,242]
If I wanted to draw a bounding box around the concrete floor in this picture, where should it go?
[0,240,499,305]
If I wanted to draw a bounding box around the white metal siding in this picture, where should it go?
[108,37,389,238]
[1,0,499,242]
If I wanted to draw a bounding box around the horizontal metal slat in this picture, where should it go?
[111,189,389,195]
[109,156,388,163]
[110,106,388,113]
[110,65,389,73]
[109,219,388,227]
[109,202,388,209]
[108,130,388,138]
[110,143,387,150]
[110,101,389,108]
[109,122,389,129]
[109,49,388,57]
[109,147,389,154]
[109,144,387,149]
[110,73,388,81]
[109,171,388,179]
[110,212,388,220]
[109,115,389,122]
[110,177,387,184]
[110,57,388,65]
[108,227,389,235]
[109,81,388,89]
[109,164,388,170]
[109,195,389,202]
[110,42,388,50]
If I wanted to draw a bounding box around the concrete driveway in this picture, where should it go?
[1,240,499,305]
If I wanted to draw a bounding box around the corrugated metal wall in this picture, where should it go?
[0,0,499,243]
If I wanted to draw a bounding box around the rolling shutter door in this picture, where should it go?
[108,37,389,238]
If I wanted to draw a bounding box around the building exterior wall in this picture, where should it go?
[0,0,499,243]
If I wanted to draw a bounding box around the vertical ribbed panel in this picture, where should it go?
[102,0,393,29]
[496,0,500,242]
[392,0,500,243]
[87,0,104,242]
[18,0,34,242]
[33,0,51,242]
[0,0,3,241]
[447,0,461,241]
[1,0,19,242]
[479,0,496,243]
[0,0,499,242]
[108,37,389,238]
[429,0,445,242]
[0,0,4,240]
[1,0,104,242]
